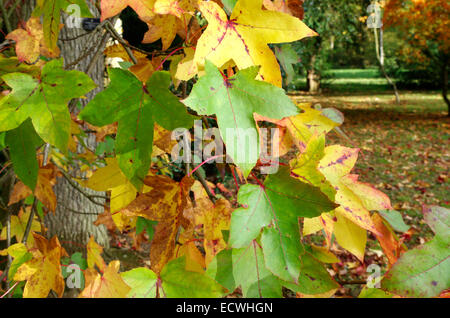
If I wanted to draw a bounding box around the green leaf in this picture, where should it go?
[3,243,32,281]
[0,73,38,132]
[136,217,157,240]
[121,267,158,298]
[274,44,299,85]
[183,60,299,177]
[222,0,238,15]
[161,257,225,298]
[379,210,410,233]
[382,204,450,297]
[228,184,273,248]
[5,119,43,190]
[358,286,394,298]
[0,132,5,150]
[423,206,450,243]
[33,0,93,50]
[290,134,336,200]
[260,166,337,283]
[206,242,283,298]
[0,59,96,153]
[80,69,195,189]
[381,237,450,297]
[70,252,88,270]
[281,251,340,295]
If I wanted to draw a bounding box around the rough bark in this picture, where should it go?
[43,2,110,254]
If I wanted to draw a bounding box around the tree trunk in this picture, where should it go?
[307,54,321,93]
[442,60,450,116]
[375,27,400,104]
[13,1,112,254]
[44,2,110,254]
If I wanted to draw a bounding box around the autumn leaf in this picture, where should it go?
[318,145,390,237]
[100,0,154,22]
[263,0,305,19]
[0,208,41,246]
[14,233,67,298]
[184,61,299,177]
[372,212,405,266]
[79,260,131,298]
[189,0,316,87]
[0,243,32,280]
[153,0,197,18]
[121,175,194,274]
[185,181,233,265]
[85,157,140,231]
[9,163,58,213]
[86,236,107,272]
[6,17,59,64]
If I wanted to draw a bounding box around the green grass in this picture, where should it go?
[291,68,394,92]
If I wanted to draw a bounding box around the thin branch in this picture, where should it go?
[57,202,101,216]
[0,281,19,299]
[21,197,37,244]
[103,20,138,64]
[52,161,106,207]
[85,30,110,75]
[189,164,217,204]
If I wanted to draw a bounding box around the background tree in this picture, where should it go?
[384,0,450,114]
[294,0,368,93]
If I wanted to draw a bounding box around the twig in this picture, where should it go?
[4,208,12,291]
[103,20,138,65]
[336,279,367,285]
[57,202,102,216]
[85,30,110,75]
[0,281,19,299]
[53,161,106,207]
[21,197,37,244]
[190,164,217,204]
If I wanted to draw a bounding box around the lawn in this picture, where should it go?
[289,70,449,296]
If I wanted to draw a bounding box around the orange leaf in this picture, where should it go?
[121,175,194,274]
[79,261,131,298]
[6,17,60,63]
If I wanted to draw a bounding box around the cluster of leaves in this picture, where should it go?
[0,0,448,298]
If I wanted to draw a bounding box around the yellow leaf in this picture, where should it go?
[14,234,67,298]
[0,208,41,246]
[85,158,141,231]
[333,211,367,262]
[143,14,182,51]
[319,146,379,235]
[190,0,316,87]
[87,236,107,272]
[79,261,131,298]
